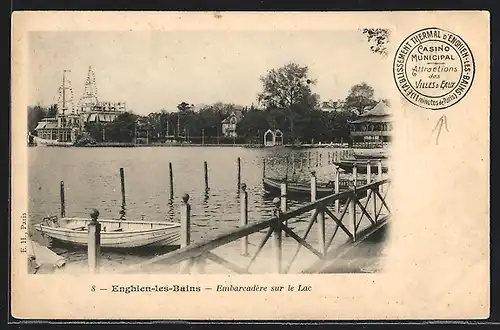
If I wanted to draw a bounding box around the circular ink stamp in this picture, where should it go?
[393,27,475,110]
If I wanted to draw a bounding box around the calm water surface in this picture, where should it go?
[29,146,356,265]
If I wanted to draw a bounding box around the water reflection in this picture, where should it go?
[119,202,127,221]
[167,197,175,222]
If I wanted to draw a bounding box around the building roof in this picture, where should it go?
[349,101,392,124]
[35,121,59,130]
[222,110,244,123]
[359,101,390,117]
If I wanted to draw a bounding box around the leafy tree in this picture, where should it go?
[257,63,319,142]
[235,108,269,142]
[362,28,390,56]
[344,82,378,115]
[177,102,194,112]
[27,106,47,133]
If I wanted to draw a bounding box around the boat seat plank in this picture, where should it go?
[68,226,86,231]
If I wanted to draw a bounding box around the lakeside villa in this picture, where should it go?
[33,66,126,145]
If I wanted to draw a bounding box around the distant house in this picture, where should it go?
[221,111,244,137]
[320,99,346,112]
[34,118,75,142]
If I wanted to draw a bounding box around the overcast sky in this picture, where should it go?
[28,30,389,115]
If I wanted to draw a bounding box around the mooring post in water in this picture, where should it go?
[334,166,340,213]
[204,161,209,191]
[88,209,101,273]
[315,151,319,167]
[240,183,249,256]
[237,157,241,191]
[120,167,126,205]
[169,162,174,198]
[272,197,283,274]
[319,153,322,166]
[291,153,295,175]
[262,158,266,180]
[60,181,65,218]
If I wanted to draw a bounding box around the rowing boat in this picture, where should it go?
[34,216,180,249]
[262,177,366,200]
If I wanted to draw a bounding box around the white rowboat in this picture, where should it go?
[34,216,181,249]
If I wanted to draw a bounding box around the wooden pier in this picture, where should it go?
[119,177,391,274]
[42,149,390,274]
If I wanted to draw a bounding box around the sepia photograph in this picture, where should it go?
[11,12,489,320]
[26,29,392,275]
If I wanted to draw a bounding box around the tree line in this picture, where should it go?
[27,72,384,145]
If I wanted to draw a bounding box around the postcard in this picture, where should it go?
[11,11,490,320]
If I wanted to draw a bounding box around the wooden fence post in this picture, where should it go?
[120,168,126,205]
[180,193,191,272]
[240,183,249,256]
[169,162,174,199]
[353,165,358,187]
[281,182,288,236]
[272,197,283,274]
[60,181,65,218]
[378,160,383,193]
[349,189,357,242]
[334,166,340,213]
[366,161,372,213]
[204,161,209,191]
[88,209,101,273]
[237,157,241,191]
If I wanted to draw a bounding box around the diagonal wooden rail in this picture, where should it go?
[121,179,391,274]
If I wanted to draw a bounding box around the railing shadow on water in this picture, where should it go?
[120,179,392,274]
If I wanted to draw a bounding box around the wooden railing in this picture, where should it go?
[121,177,391,274]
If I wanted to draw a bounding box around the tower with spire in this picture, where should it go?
[78,66,100,113]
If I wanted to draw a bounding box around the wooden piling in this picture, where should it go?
[291,153,295,175]
[88,209,101,273]
[262,158,266,180]
[120,167,126,205]
[240,183,249,256]
[169,162,174,198]
[319,153,322,166]
[60,181,65,218]
[237,157,241,190]
[204,161,209,191]
[315,152,319,167]
[272,198,283,274]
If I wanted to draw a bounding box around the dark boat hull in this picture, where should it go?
[334,160,389,174]
[262,177,366,201]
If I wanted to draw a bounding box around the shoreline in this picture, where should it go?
[28,143,355,149]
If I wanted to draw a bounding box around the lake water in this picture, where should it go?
[28,146,385,269]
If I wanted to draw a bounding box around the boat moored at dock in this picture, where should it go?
[34,216,181,249]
